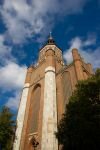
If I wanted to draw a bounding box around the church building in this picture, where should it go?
[13,35,93,150]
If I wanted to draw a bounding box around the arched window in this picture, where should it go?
[62,71,72,106]
[28,84,41,133]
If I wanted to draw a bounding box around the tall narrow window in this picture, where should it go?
[28,84,41,133]
[62,71,72,105]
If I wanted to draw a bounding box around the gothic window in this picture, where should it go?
[28,84,41,133]
[62,71,72,106]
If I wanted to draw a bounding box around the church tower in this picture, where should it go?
[13,35,93,150]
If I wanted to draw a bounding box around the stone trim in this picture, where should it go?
[41,66,58,150]
[13,83,30,150]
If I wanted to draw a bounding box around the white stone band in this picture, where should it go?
[13,83,30,150]
[23,83,30,88]
[45,66,55,72]
[41,66,58,150]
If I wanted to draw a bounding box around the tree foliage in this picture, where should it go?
[56,69,100,150]
[0,106,15,150]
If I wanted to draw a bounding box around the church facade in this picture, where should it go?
[13,36,93,150]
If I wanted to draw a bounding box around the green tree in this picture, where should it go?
[56,69,100,150]
[0,106,15,150]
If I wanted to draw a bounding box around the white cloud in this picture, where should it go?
[0,61,26,110]
[0,33,27,110]
[6,91,21,110]
[0,61,27,91]
[0,35,10,55]
[63,36,100,68]
[1,0,88,44]
[0,34,14,62]
[0,34,18,65]
[63,37,82,64]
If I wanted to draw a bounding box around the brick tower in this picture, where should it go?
[13,35,93,150]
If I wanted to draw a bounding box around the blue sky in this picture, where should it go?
[0,0,100,113]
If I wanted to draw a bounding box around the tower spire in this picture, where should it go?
[49,31,52,39]
[47,32,55,45]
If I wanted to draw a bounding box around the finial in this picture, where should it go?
[47,32,55,45]
[49,31,52,39]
